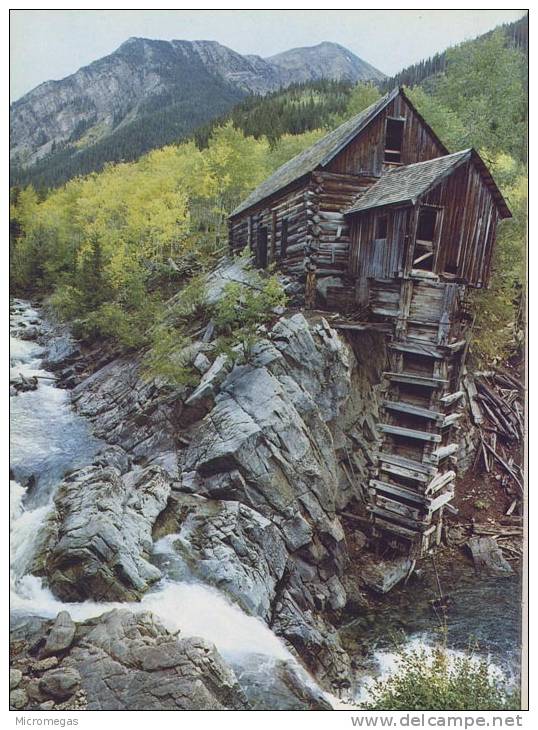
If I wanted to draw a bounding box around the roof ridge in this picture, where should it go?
[230,87,400,217]
[384,148,471,174]
[345,148,510,218]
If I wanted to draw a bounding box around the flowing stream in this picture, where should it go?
[10,299,521,708]
[9,299,328,709]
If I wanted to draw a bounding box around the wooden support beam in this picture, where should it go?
[439,390,464,405]
[441,412,462,427]
[370,479,427,505]
[369,506,429,532]
[447,339,467,352]
[375,451,437,476]
[428,488,455,513]
[388,341,445,359]
[426,469,456,495]
[428,442,459,463]
[374,495,423,521]
[379,424,442,443]
[383,400,444,423]
[334,322,393,333]
[384,371,448,388]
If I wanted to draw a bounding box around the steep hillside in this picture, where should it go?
[194,79,355,148]
[10,37,384,188]
[380,13,527,91]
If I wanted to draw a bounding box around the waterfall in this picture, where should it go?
[9,299,333,709]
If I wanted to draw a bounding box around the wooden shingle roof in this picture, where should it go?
[230,87,402,217]
[345,149,512,218]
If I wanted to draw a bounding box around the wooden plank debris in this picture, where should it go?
[467,537,514,577]
[360,555,415,593]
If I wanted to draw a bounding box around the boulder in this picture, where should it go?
[10,668,22,690]
[360,555,414,594]
[39,667,81,701]
[10,688,28,708]
[467,537,514,577]
[42,611,76,657]
[65,609,249,710]
[230,655,332,710]
[39,465,171,601]
[155,494,288,620]
[10,374,38,393]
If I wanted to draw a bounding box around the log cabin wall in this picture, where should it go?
[326,94,446,177]
[228,177,313,276]
[309,171,376,277]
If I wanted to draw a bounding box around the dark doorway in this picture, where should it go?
[280,218,288,259]
[413,207,438,271]
[257,227,268,268]
[384,118,405,163]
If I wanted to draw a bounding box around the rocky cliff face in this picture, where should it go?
[26,261,388,697]
[11,37,385,167]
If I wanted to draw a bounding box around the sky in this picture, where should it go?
[10,9,526,102]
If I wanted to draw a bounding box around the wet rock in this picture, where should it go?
[40,667,81,701]
[10,374,38,393]
[17,325,40,341]
[155,494,288,620]
[65,609,249,710]
[271,587,351,689]
[10,668,22,689]
[38,465,171,601]
[231,655,332,710]
[42,611,76,657]
[10,688,28,708]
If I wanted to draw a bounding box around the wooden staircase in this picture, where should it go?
[367,276,469,555]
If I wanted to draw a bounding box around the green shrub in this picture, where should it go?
[361,645,519,711]
[142,324,199,387]
[213,272,287,358]
[48,284,87,321]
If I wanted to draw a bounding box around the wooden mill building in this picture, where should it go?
[228,87,511,555]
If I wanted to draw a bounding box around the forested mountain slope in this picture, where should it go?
[10,39,384,189]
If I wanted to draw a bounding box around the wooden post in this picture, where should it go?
[305,267,317,309]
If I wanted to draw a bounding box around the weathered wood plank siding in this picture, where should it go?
[348,160,500,293]
[421,160,499,286]
[326,94,446,176]
[349,206,409,280]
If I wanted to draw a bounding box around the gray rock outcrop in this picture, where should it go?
[154,494,288,620]
[37,465,171,601]
[10,609,250,711]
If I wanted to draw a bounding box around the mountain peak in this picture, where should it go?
[10,36,385,175]
[267,41,386,84]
